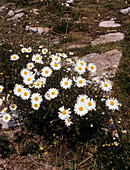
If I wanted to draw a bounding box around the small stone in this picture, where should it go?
[30,8,39,14]
[99,20,121,27]
[91,32,124,45]
[15,9,24,13]
[81,49,122,78]
[0,6,6,12]
[7,13,24,21]
[120,7,130,14]
[67,44,86,49]
[8,10,14,16]
[25,26,50,34]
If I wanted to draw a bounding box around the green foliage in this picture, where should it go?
[0,133,16,158]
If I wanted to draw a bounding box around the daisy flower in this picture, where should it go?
[9,104,17,110]
[76,59,86,68]
[21,88,31,100]
[58,106,71,120]
[69,52,74,55]
[13,84,24,96]
[0,98,3,106]
[87,63,96,73]
[50,62,61,70]
[77,94,88,104]
[31,103,40,110]
[23,74,35,85]
[38,77,46,87]
[75,76,87,87]
[10,54,19,61]
[60,77,72,89]
[86,98,96,111]
[49,54,55,59]
[60,53,68,58]
[26,47,32,53]
[66,58,72,62]
[21,47,27,53]
[32,54,42,63]
[0,85,4,93]
[65,118,73,126]
[74,65,86,75]
[105,98,119,110]
[74,103,88,116]
[92,77,100,83]
[41,67,52,77]
[20,68,30,77]
[34,80,42,89]
[100,79,112,92]
[52,56,61,63]
[48,88,59,99]
[44,92,51,101]
[1,107,8,114]
[3,114,11,122]
[31,93,43,104]
[27,62,34,70]
[42,48,48,54]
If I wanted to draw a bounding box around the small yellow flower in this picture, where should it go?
[18,52,21,54]
[39,145,44,151]
[53,133,55,137]
[0,73,3,75]
[9,90,12,93]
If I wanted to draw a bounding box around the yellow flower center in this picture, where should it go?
[81,98,84,102]
[24,71,27,75]
[28,49,30,51]
[51,91,55,95]
[79,80,83,84]
[110,101,114,106]
[34,97,39,101]
[62,54,64,56]
[55,58,58,61]
[104,83,108,87]
[54,63,57,67]
[44,50,46,53]
[29,65,32,68]
[79,107,83,111]
[80,62,83,65]
[17,88,21,92]
[24,92,28,96]
[36,57,39,60]
[67,118,70,123]
[90,66,94,70]
[23,49,26,52]
[41,80,44,84]
[5,116,8,120]
[78,67,82,70]
[62,110,67,115]
[64,81,68,85]
[13,56,16,59]
[0,88,1,90]
[88,102,92,106]
[45,70,49,74]
[34,104,38,108]
[36,83,40,86]
[11,105,15,109]
[27,78,31,81]
[47,93,50,97]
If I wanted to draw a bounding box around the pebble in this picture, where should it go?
[0,6,6,12]
[99,20,121,27]
[120,7,130,14]
[7,13,24,21]
[91,32,124,45]
[8,10,14,16]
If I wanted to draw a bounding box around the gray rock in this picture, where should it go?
[80,49,122,78]
[91,32,124,45]
[26,26,50,35]
[0,6,6,12]
[67,44,87,49]
[15,9,24,13]
[30,8,39,14]
[99,20,121,27]
[120,7,130,14]
[7,13,24,21]
[8,10,14,16]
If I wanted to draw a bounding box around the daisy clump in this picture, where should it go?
[6,46,121,142]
